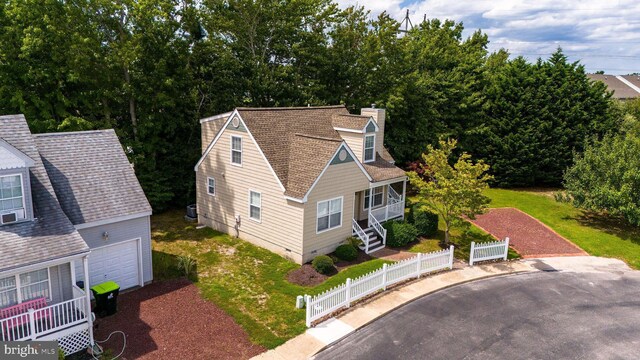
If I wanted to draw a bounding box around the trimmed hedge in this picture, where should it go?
[335,244,358,261]
[382,221,418,247]
[410,205,439,236]
[312,255,335,274]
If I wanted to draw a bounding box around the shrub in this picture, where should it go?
[411,205,439,236]
[383,221,418,247]
[345,236,362,248]
[335,244,358,261]
[312,255,335,274]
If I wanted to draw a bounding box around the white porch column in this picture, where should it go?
[83,255,95,346]
[367,187,373,227]
[402,178,407,200]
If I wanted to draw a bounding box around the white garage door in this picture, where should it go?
[76,240,141,291]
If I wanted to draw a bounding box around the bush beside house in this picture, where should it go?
[383,221,418,247]
[312,255,335,274]
[335,244,358,261]
[409,205,439,236]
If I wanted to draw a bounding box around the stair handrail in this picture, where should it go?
[352,219,370,253]
[368,213,387,245]
[388,185,402,204]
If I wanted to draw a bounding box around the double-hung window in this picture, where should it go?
[0,174,24,217]
[249,191,261,222]
[363,135,375,162]
[364,186,384,209]
[207,177,215,196]
[231,136,242,166]
[317,197,342,232]
[0,269,50,308]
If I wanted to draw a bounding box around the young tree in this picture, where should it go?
[408,139,493,244]
[564,116,640,226]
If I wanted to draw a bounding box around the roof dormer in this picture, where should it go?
[333,114,380,163]
[0,138,35,225]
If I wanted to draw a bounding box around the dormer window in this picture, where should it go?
[364,135,375,163]
[0,174,25,223]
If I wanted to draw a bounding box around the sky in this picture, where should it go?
[336,0,640,74]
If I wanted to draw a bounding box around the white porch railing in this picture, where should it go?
[304,246,454,327]
[469,238,510,265]
[388,185,402,203]
[368,213,387,245]
[370,199,405,223]
[352,219,371,253]
[0,296,89,341]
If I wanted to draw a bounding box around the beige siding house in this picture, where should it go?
[195,105,407,264]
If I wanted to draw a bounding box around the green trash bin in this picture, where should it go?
[91,281,120,317]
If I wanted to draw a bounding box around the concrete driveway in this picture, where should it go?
[314,266,640,360]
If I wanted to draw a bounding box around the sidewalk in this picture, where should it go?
[253,260,534,360]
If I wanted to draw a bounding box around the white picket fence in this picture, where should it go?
[469,237,510,266]
[304,246,454,327]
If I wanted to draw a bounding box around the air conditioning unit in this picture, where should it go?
[1,211,18,224]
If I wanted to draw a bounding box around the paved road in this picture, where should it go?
[314,270,640,360]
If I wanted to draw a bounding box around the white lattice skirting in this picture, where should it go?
[39,323,91,356]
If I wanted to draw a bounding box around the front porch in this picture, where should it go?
[352,179,406,254]
[0,256,94,356]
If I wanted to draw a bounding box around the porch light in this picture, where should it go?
[102,231,109,241]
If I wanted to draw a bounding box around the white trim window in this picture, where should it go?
[249,190,261,222]
[207,177,215,196]
[231,136,242,166]
[363,135,375,162]
[0,269,50,307]
[364,186,384,210]
[0,174,25,216]
[317,197,342,232]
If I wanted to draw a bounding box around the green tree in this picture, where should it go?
[408,139,492,244]
[472,49,618,187]
[564,116,640,226]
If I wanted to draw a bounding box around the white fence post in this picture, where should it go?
[503,237,510,260]
[416,253,423,278]
[28,309,36,340]
[345,278,352,308]
[469,241,476,266]
[305,295,311,327]
[448,245,454,269]
[382,263,388,290]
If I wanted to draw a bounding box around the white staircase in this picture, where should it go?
[358,227,385,253]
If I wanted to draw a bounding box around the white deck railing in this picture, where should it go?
[469,238,510,265]
[370,200,405,224]
[0,296,89,341]
[303,246,454,327]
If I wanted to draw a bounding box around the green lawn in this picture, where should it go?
[485,188,640,269]
[405,197,520,260]
[151,211,389,349]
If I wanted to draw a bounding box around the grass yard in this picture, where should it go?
[404,197,520,260]
[485,188,640,269]
[151,210,389,349]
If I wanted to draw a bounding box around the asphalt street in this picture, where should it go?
[314,269,640,360]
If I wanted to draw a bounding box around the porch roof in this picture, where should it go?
[362,152,406,182]
[0,115,89,274]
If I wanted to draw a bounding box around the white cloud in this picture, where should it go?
[334,0,639,74]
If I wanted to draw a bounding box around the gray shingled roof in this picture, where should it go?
[587,74,640,99]
[332,114,370,130]
[35,130,151,225]
[284,134,342,199]
[0,115,89,273]
[362,152,406,182]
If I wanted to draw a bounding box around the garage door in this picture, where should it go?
[76,240,141,291]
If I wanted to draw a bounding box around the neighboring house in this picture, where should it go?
[195,105,407,264]
[0,114,151,356]
[587,74,640,100]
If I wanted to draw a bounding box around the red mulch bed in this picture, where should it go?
[469,208,587,258]
[287,264,329,286]
[93,278,265,360]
